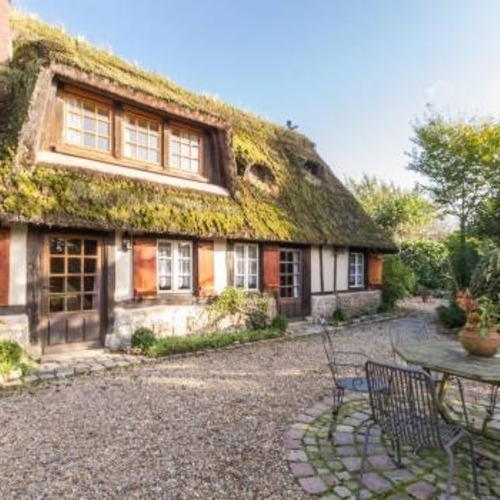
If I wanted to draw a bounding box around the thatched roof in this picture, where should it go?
[0,13,396,250]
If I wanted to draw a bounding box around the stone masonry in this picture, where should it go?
[311,290,381,320]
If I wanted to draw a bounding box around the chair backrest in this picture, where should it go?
[320,323,339,382]
[365,360,443,449]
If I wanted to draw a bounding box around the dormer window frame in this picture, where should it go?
[54,84,212,183]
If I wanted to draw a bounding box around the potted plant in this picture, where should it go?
[456,289,500,357]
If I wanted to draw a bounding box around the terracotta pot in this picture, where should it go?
[459,324,500,357]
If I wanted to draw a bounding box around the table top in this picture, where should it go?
[396,340,500,384]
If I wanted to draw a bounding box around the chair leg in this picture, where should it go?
[444,446,455,500]
[328,387,344,440]
[357,420,375,500]
[395,438,402,468]
[467,435,479,495]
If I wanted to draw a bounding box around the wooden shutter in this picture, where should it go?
[133,236,157,299]
[368,252,383,287]
[263,245,280,294]
[197,240,214,297]
[0,228,9,306]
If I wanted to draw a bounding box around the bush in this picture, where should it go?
[147,328,284,357]
[271,315,288,332]
[437,302,466,329]
[0,339,23,364]
[470,243,500,301]
[399,239,449,291]
[332,308,347,322]
[444,233,481,288]
[131,327,156,353]
[381,255,417,309]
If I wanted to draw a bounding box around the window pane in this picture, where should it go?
[248,276,258,289]
[83,294,97,310]
[50,257,65,274]
[158,242,172,258]
[67,276,81,292]
[83,276,96,292]
[98,137,109,151]
[83,117,95,132]
[171,141,180,154]
[83,133,95,149]
[49,277,64,293]
[67,239,82,255]
[235,276,244,288]
[84,240,97,255]
[249,261,257,275]
[159,276,171,290]
[84,259,97,274]
[67,129,81,145]
[49,296,64,313]
[66,295,81,311]
[68,113,81,128]
[68,258,81,274]
[138,147,148,161]
[138,132,148,146]
[178,243,191,258]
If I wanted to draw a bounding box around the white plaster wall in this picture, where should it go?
[8,225,27,306]
[336,248,349,291]
[214,239,228,293]
[311,246,322,293]
[323,246,335,293]
[114,231,134,301]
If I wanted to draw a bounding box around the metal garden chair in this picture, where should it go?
[360,361,478,500]
[319,319,370,439]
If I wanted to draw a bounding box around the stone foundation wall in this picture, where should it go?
[106,295,277,350]
[0,314,30,349]
[311,290,381,320]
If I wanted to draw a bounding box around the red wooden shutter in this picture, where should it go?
[263,245,280,294]
[0,228,9,306]
[368,253,383,288]
[197,240,214,297]
[133,236,157,299]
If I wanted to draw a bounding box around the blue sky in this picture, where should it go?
[13,0,500,187]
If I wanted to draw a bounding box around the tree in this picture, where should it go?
[346,174,436,242]
[408,114,500,285]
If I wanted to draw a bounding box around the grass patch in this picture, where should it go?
[145,328,285,357]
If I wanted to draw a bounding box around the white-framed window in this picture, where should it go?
[169,128,202,173]
[64,95,112,152]
[349,252,365,288]
[157,240,193,292]
[123,112,161,164]
[234,243,259,290]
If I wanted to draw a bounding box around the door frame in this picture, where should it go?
[277,245,311,319]
[40,231,108,353]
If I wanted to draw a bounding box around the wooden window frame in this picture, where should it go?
[234,243,259,290]
[279,249,302,299]
[121,108,163,167]
[62,89,114,157]
[348,252,365,289]
[168,123,205,176]
[157,239,193,294]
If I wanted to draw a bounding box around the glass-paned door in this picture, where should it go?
[279,249,304,318]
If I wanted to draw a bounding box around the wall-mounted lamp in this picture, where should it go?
[122,231,132,252]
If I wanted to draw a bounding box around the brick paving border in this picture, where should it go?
[285,395,500,499]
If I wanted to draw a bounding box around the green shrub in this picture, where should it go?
[470,243,500,301]
[399,239,449,291]
[332,308,347,322]
[444,233,481,288]
[271,315,288,332]
[377,302,394,313]
[146,328,284,357]
[381,255,417,309]
[0,339,23,364]
[131,327,156,353]
[437,302,466,329]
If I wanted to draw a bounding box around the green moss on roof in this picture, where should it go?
[0,13,396,250]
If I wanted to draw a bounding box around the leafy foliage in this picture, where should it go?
[443,233,481,290]
[381,256,417,310]
[437,302,467,329]
[0,339,23,364]
[470,243,500,302]
[332,308,347,323]
[270,315,289,333]
[146,328,284,357]
[399,239,449,291]
[131,327,156,353]
[346,175,436,242]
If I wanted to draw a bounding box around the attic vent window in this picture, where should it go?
[245,164,276,191]
[303,161,324,179]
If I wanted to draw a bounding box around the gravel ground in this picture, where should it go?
[0,320,398,499]
[0,302,489,499]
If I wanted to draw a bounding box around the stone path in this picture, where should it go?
[285,394,500,499]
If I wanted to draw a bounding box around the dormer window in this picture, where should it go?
[123,112,161,165]
[64,95,112,153]
[169,127,202,174]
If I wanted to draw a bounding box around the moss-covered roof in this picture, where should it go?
[0,13,396,250]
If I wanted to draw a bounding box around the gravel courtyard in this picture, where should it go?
[0,319,402,499]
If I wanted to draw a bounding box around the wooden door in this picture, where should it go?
[279,248,304,319]
[41,234,103,352]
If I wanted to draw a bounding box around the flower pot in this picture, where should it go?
[459,324,500,357]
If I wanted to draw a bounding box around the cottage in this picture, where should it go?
[0,6,396,354]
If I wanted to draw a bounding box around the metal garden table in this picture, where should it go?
[395,340,500,437]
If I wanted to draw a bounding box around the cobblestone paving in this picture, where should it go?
[285,395,500,499]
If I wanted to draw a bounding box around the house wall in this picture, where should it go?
[114,231,134,301]
[323,246,335,292]
[311,290,381,320]
[311,246,322,293]
[214,239,228,292]
[9,225,28,306]
[0,225,30,350]
[336,248,349,291]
